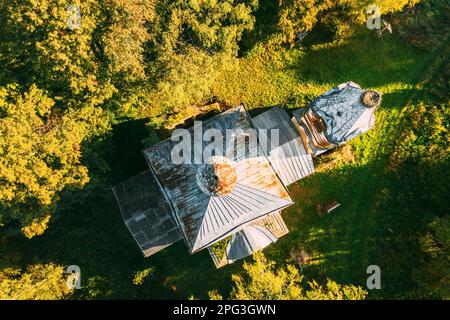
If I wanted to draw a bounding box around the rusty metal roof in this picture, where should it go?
[143,105,293,253]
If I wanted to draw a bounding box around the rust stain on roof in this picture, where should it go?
[196,156,238,196]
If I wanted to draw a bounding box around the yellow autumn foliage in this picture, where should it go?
[0,84,109,237]
[0,263,72,300]
[212,252,367,300]
[277,0,421,43]
[21,213,52,239]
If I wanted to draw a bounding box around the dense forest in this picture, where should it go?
[0,0,448,299]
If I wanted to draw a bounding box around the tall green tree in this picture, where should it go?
[413,217,450,299]
[0,84,110,238]
[277,0,421,43]
[0,263,72,300]
[101,0,157,83]
[120,0,259,117]
[209,252,367,300]
[0,0,115,106]
[148,0,258,57]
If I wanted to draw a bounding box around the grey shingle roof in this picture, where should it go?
[112,171,182,257]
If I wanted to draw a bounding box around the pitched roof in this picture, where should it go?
[226,225,278,263]
[252,107,315,186]
[112,171,182,257]
[207,211,289,268]
[143,105,293,253]
[308,82,377,145]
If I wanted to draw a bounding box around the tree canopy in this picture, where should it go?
[0,0,447,301]
[0,263,72,300]
[209,252,367,300]
[0,84,110,238]
[413,217,450,299]
[277,0,421,43]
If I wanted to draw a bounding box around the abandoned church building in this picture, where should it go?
[112,81,382,268]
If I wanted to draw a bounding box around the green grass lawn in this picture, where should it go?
[0,31,436,299]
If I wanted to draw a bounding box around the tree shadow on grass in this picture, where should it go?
[238,1,280,56]
[110,118,153,181]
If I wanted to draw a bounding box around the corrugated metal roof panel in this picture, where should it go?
[251,107,315,186]
[198,184,292,245]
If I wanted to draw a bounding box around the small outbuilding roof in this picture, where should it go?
[226,225,278,263]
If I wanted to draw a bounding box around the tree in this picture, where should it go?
[132,267,155,286]
[413,217,450,299]
[140,47,237,118]
[398,0,450,51]
[103,0,260,116]
[0,0,115,106]
[101,0,157,83]
[148,0,258,58]
[0,263,73,300]
[277,0,334,44]
[0,84,110,238]
[277,0,421,43]
[209,252,367,300]
[142,0,258,111]
[0,0,259,116]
